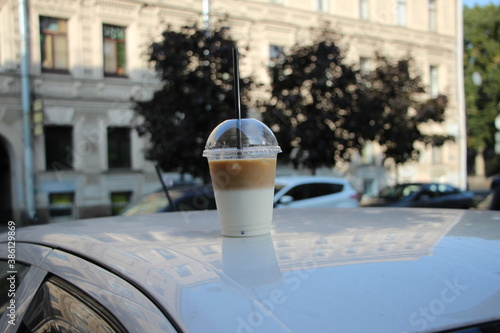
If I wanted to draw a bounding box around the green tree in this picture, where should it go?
[262,31,364,174]
[262,31,451,176]
[133,25,252,181]
[464,4,500,176]
[360,55,452,168]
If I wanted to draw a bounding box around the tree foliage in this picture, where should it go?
[136,24,453,179]
[360,55,452,165]
[133,25,251,181]
[463,4,500,152]
[262,32,451,174]
[261,31,365,174]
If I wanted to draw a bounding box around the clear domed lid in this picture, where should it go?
[203,118,281,159]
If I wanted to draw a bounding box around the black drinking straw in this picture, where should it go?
[233,47,243,150]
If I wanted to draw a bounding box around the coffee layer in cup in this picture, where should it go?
[208,158,276,191]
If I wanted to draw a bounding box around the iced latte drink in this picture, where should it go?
[203,119,281,237]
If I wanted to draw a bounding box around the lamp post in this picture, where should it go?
[18,0,36,223]
[495,114,500,154]
[456,0,467,190]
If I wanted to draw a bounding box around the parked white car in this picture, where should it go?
[274,176,359,208]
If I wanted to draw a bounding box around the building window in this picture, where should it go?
[157,249,176,260]
[360,0,369,19]
[174,264,192,278]
[39,16,69,72]
[359,57,371,74]
[269,44,285,67]
[363,179,376,196]
[103,24,126,77]
[45,126,72,170]
[432,146,442,164]
[396,0,406,26]
[317,0,328,12]
[429,0,437,31]
[49,192,74,220]
[107,127,131,169]
[198,245,217,255]
[110,191,132,215]
[430,65,439,98]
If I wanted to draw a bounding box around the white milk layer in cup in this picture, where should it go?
[203,119,281,237]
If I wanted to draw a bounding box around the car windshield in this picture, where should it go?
[379,184,423,199]
[120,192,168,216]
[120,190,186,216]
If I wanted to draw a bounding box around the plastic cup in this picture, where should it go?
[203,118,281,237]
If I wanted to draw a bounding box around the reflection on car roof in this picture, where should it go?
[9,208,500,333]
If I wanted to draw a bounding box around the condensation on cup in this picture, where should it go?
[203,118,281,237]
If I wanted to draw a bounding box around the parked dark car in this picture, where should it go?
[120,185,216,216]
[362,183,475,209]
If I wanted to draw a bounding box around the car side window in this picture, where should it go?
[416,190,434,200]
[312,183,344,197]
[283,184,309,201]
[19,275,127,333]
[442,185,459,195]
[430,184,456,197]
[402,185,422,197]
[0,260,30,317]
[285,183,343,201]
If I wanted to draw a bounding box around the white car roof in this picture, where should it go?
[275,175,350,186]
[8,208,500,333]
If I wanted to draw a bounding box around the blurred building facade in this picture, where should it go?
[0,0,463,224]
